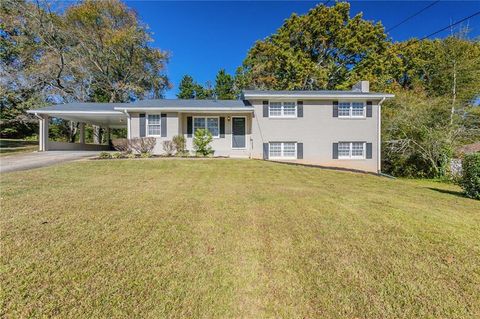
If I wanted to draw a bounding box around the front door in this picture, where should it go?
[232,117,246,149]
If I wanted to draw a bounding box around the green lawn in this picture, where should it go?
[0,139,38,156]
[1,159,479,318]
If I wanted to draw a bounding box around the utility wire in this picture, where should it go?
[386,1,440,33]
[417,11,480,41]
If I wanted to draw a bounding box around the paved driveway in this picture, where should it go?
[0,151,100,173]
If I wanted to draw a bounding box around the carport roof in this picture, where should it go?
[28,99,254,116]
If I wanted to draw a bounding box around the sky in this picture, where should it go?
[124,1,480,98]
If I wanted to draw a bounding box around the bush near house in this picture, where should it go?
[172,135,187,155]
[193,129,213,156]
[112,138,130,154]
[128,137,156,155]
[162,140,175,156]
[460,153,480,199]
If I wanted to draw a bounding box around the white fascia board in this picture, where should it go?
[27,110,125,115]
[243,94,395,99]
[114,107,254,112]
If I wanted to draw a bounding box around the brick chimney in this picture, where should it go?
[352,81,369,93]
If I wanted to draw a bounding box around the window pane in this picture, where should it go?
[207,117,219,137]
[351,142,364,157]
[269,102,282,116]
[193,117,205,133]
[269,143,282,157]
[338,102,350,117]
[283,102,296,116]
[148,114,161,124]
[148,125,161,136]
[283,142,296,157]
[351,102,364,116]
[338,142,350,157]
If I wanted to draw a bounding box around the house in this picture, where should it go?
[27,81,394,173]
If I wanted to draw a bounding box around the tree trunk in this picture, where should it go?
[93,125,102,144]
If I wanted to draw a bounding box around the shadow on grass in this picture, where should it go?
[427,187,466,198]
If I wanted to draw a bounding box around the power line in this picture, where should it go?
[417,11,480,41]
[380,10,480,65]
[386,1,440,33]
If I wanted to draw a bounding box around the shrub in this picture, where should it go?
[129,137,156,154]
[193,128,213,156]
[126,153,137,159]
[162,140,175,156]
[112,152,122,159]
[140,152,153,158]
[460,153,480,200]
[99,152,112,159]
[112,138,130,153]
[172,135,186,154]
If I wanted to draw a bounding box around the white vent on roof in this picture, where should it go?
[352,81,369,93]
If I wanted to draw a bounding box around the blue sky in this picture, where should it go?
[125,1,480,98]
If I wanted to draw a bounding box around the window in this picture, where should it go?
[193,117,219,138]
[147,114,161,136]
[338,142,365,159]
[269,142,297,159]
[338,102,365,118]
[269,101,297,117]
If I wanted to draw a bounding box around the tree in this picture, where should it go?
[177,75,214,99]
[0,0,170,140]
[214,69,236,99]
[177,75,196,99]
[238,2,389,91]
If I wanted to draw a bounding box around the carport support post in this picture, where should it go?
[38,114,49,151]
[79,123,85,144]
[106,127,111,145]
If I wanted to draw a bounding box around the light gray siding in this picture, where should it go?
[250,99,381,172]
[129,112,180,154]
[180,113,252,157]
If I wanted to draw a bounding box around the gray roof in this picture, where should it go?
[242,90,393,97]
[129,99,248,108]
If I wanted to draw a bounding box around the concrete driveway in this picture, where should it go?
[0,151,100,173]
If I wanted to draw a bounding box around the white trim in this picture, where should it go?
[268,142,297,160]
[338,142,366,160]
[338,101,366,119]
[268,100,297,118]
[192,116,220,138]
[378,97,386,173]
[244,93,395,99]
[27,110,124,115]
[231,116,247,150]
[146,113,162,137]
[115,107,254,112]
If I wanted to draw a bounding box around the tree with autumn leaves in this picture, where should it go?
[1,0,170,141]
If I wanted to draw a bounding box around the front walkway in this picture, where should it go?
[0,151,100,173]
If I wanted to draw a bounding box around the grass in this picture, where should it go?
[1,159,479,318]
[0,139,38,156]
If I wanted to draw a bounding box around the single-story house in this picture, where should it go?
[27,81,394,173]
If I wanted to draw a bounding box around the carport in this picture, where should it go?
[28,103,128,151]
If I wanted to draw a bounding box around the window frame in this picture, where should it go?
[268,101,298,118]
[192,116,220,138]
[338,101,366,118]
[338,142,366,160]
[146,113,162,137]
[269,142,297,160]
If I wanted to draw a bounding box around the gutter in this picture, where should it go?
[242,94,395,100]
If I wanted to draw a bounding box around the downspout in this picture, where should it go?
[377,97,386,174]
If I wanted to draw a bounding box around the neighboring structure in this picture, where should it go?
[28,81,394,173]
